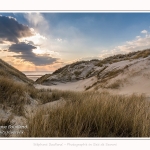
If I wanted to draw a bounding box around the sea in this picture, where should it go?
[23,71,53,81]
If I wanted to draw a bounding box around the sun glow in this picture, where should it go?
[32,46,44,54]
[20,32,47,45]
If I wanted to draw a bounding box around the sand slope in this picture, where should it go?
[35,55,150,97]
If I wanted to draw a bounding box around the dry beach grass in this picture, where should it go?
[23,90,150,137]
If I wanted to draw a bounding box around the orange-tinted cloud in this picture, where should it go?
[8,42,59,66]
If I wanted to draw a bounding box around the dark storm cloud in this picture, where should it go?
[15,54,58,66]
[0,16,34,43]
[9,42,36,52]
[9,42,58,66]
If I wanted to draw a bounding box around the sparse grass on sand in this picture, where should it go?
[0,77,61,116]
[0,77,28,116]
[22,91,150,137]
[0,59,33,84]
[107,81,121,89]
[35,74,51,84]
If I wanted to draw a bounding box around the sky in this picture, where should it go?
[1,12,150,71]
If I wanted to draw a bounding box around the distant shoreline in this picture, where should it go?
[23,71,53,81]
[26,75,45,76]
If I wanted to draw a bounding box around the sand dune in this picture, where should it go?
[35,55,150,98]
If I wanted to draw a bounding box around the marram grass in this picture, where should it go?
[23,91,150,137]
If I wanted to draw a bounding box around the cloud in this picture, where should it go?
[24,13,49,35]
[0,16,34,43]
[9,42,36,52]
[55,38,63,42]
[136,36,141,39]
[117,36,150,52]
[0,14,60,68]
[9,42,58,66]
[98,31,150,59]
[15,54,58,66]
[141,30,148,34]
